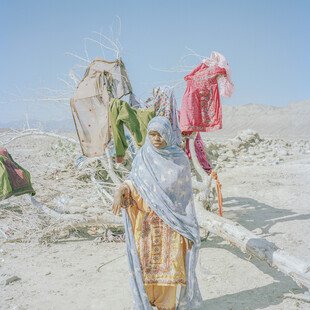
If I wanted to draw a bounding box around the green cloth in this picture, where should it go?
[0,153,35,201]
[109,98,155,157]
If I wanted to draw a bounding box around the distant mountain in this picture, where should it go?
[0,118,75,132]
[1,100,309,139]
[207,100,310,139]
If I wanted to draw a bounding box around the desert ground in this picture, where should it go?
[1,101,310,310]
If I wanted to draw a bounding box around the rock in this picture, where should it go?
[5,276,21,285]
[97,228,105,234]
[256,153,265,159]
[86,207,105,215]
[225,163,235,168]
[228,139,242,150]
[237,129,261,142]
[252,228,263,234]
[93,236,103,244]
[67,206,86,214]
[226,151,235,158]
[106,229,114,242]
[58,229,70,239]
[271,158,280,165]
[242,156,254,162]
[87,227,98,236]
[217,148,227,155]
[277,149,288,156]
[218,155,228,162]
[5,297,13,301]
[248,148,256,155]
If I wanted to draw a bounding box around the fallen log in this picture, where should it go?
[194,193,310,291]
[28,196,122,225]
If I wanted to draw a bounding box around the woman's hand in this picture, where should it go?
[112,183,131,215]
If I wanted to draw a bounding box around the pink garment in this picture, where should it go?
[180,63,227,134]
[203,51,234,98]
[185,133,212,175]
[180,52,233,173]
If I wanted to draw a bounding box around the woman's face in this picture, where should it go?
[148,130,167,149]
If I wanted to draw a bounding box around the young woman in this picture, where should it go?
[113,116,202,309]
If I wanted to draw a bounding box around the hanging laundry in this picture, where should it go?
[151,87,213,173]
[184,133,213,175]
[0,148,35,200]
[108,88,183,163]
[180,52,233,134]
[70,58,133,158]
[109,98,155,162]
[153,86,182,146]
[204,52,234,98]
[129,93,144,108]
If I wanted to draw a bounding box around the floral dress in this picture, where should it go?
[125,180,189,309]
[180,63,228,134]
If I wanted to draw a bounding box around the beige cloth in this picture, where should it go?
[70,58,132,157]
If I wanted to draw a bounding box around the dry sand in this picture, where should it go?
[1,101,310,310]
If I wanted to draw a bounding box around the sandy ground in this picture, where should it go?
[1,129,310,310]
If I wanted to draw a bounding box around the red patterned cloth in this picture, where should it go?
[184,133,213,175]
[180,63,227,134]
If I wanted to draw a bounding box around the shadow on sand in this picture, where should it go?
[222,196,310,236]
[197,196,309,309]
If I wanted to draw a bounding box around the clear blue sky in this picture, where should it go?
[1,0,309,122]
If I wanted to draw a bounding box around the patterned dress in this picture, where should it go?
[180,63,227,134]
[125,180,189,309]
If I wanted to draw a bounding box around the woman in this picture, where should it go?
[113,116,202,310]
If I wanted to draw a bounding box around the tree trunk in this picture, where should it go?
[195,194,310,290]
